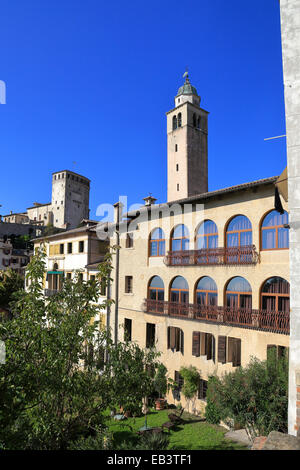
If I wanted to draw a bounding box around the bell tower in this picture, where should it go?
[166,74,208,202]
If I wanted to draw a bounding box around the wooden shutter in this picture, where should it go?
[170,327,176,349]
[167,327,171,349]
[218,336,227,364]
[179,329,184,354]
[200,332,206,356]
[234,338,241,367]
[206,334,213,361]
[192,332,200,357]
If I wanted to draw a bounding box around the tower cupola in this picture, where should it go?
[175,73,201,107]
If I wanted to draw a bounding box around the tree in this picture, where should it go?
[109,340,160,416]
[153,363,168,398]
[205,351,289,440]
[179,366,200,413]
[0,269,24,312]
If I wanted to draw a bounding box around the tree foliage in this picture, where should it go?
[0,269,24,311]
[0,246,160,450]
[205,351,289,439]
[179,366,200,412]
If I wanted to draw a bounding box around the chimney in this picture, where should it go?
[143,195,157,206]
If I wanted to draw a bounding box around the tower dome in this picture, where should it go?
[175,73,201,107]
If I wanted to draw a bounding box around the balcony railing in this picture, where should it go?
[144,299,289,335]
[164,245,259,266]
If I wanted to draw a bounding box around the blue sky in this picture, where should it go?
[0,0,286,219]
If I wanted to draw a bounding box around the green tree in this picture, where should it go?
[0,269,24,312]
[205,351,288,440]
[0,246,161,450]
[153,363,168,399]
[179,366,200,413]
[109,340,160,416]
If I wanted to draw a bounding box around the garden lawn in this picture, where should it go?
[107,409,248,450]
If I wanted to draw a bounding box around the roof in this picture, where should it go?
[176,75,199,97]
[26,203,51,210]
[52,169,91,182]
[124,175,279,219]
[32,225,94,242]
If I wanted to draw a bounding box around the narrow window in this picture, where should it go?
[125,276,133,293]
[176,164,179,171]
[198,379,208,400]
[59,243,64,254]
[126,233,134,248]
[79,241,84,253]
[172,115,177,131]
[124,318,132,341]
[167,326,184,353]
[178,113,182,127]
[146,323,156,348]
[177,184,179,191]
[68,242,72,254]
[175,144,178,152]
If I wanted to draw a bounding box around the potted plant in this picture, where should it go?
[154,364,168,410]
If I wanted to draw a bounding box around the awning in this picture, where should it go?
[47,271,64,275]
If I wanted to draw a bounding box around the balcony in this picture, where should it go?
[164,245,259,267]
[144,299,289,335]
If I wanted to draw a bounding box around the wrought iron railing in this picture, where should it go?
[164,245,259,266]
[144,299,289,334]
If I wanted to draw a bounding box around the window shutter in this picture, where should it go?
[167,327,171,349]
[218,336,227,364]
[198,379,203,399]
[234,338,241,367]
[180,329,184,354]
[170,327,177,349]
[212,335,216,363]
[200,332,206,356]
[206,334,213,361]
[192,332,200,357]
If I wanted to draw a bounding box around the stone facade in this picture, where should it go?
[280,0,300,436]
[167,76,208,202]
[3,170,90,231]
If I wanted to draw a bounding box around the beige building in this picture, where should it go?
[0,239,29,275]
[106,76,290,413]
[32,223,109,327]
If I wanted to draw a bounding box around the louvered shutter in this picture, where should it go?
[218,336,227,364]
[167,327,171,349]
[192,332,200,357]
[179,329,184,354]
[206,334,212,360]
[234,338,241,367]
[170,327,176,349]
[200,332,206,356]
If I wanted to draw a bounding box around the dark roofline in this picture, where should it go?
[124,175,279,219]
[52,170,91,182]
[26,203,51,210]
[166,100,209,116]
[32,225,94,242]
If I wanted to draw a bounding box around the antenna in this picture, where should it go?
[264,135,286,141]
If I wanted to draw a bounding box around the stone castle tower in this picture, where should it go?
[166,74,208,201]
[51,170,90,229]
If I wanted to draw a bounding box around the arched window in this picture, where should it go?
[148,276,164,301]
[170,276,189,303]
[172,115,177,131]
[261,277,290,312]
[261,210,289,250]
[178,113,182,127]
[196,220,218,249]
[226,276,252,309]
[195,277,218,306]
[193,113,197,127]
[149,228,165,257]
[197,116,201,129]
[226,215,252,247]
[171,224,189,252]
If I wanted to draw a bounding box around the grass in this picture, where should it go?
[107,409,248,450]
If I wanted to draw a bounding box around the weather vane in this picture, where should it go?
[183,67,189,78]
